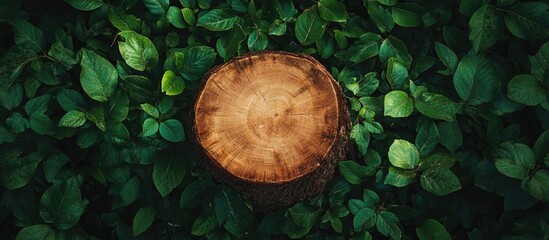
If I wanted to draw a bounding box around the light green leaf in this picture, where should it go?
[351,123,370,155]
[384,166,416,187]
[376,211,402,240]
[523,170,549,202]
[0,150,42,190]
[161,70,185,96]
[85,107,106,132]
[453,52,501,105]
[346,33,381,63]
[118,31,159,71]
[508,74,546,106]
[80,49,118,102]
[167,6,187,28]
[353,208,376,231]
[414,92,457,121]
[197,9,240,31]
[384,90,413,118]
[192,214,216,236]
[388,139,419,169]
[416,219,451,240]
[295,6,327,46]
[317,0,349,23]
[40,176,85,230]
[143,0,168,14]
[11,20,45,52]
[269,20,287,36]
[133,207,156,236]
[159,119,185,142]
[386,58,409,89]
[15,225,55,240]
[142,118,159,137]
[494,142,535,179]
[469,5,503,53]
[48,42,77,66]
[153,156,185,197]
[504,2,549,40]
[247,29,268,52]
[420,168,461,196]
[65,0,103,11]
[58,110,86,128]
[182,8,197,25]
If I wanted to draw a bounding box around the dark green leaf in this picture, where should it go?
[214,187,252,238]
[416,219,451,240]
[453,52,501,105]
[15,225,55,240]
[197,9,240,31]
[523,170,549,202]
[247,29,268,52]
[469,5,503,53]
[384,166,416,187]
[65,0,103,11]
[153,155,185,197]
[391,3,425,27]
[0,150,42,190]
[58,110,86,128]
[415,120,439,157]
[494,142,535,179]
[192,214,216,236]
[182,46,217,81]
[318,0,348,23]
[11,20,45,52]
[504,2,549,40]
[133,207,156,236]
[508,74,546,105]
[420,168,461,196]
[39,176,85,230]
[144,0,169,14]
[180,180,215,208]
[295,6,327,46]
[350,123,370,155]
[159,119,185,142]
[414,92,457,121]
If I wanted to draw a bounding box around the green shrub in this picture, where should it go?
[1,0,548,239]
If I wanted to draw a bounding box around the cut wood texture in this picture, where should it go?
[192,51,350,211]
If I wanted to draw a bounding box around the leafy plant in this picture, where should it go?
[1,0,549,239]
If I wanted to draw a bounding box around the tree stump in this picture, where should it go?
[192,51,350,211]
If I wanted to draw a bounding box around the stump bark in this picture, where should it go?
[192,51,350,211]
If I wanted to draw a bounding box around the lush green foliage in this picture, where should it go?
[1,0,549,239]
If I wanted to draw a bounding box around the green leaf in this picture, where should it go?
[153,156,185,197]
[182,46,217,81]
[414,92,457,121]
[384,166,416,187]
[118,177,139,207]
[415,120,439,157]
[379,36,412,67]
[418,153,456,171]
[25,94,50,116]
[350,123,370,155]
[133,207,156,236]
[160,119,185,142]
[118,31,159,71]
[269,20,287,36]
[142,118,159,137]
[11,20,45,52]
[345,33,381,63]
[317,0,349,23]
[197,9,240,31]
[59,110,86,128]
[534,130,549,163]
[40,176,85,230]
[182,8,197,25]
[384,90,413,118]
[85,107,106,131]
[0,84,23,110]
[15,225,55,240]
[376,211,402,239]
[438,122,462,152]
[167,6,187,28]
[48,42,77,66]
[65,0,103,11]
[57,88,87,112]
[108,7,141,32]
[420,168,461,196]
[0,150,42,190]
[494,142,535,179]
[295,6,327,46]
[247,29,268,52]
[367,1,394,33]
[434,41,458,75]
[141,103,159,119]
[508,74,546,106]
[391,3,425,27]
[523,170,549,202]
[338,161,375,185]
[504,2,549,40]
[388,139,419,169]
[353,208,376,231]
[453,52,501,105]
[161,70,186,96]
[192,214,216,236]
[30,113,55,135]
[469,5,503,53]
[416,219,451,240]
[530,42,549,82]
[143,0,169,14]
[106,90,129,122]
[214,187,252,238]
[274,0,297,21]
[80,49,118,102]
[180,180,215,208]
[386,58,409,89]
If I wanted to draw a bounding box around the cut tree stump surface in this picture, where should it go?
[192,51,350,210]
